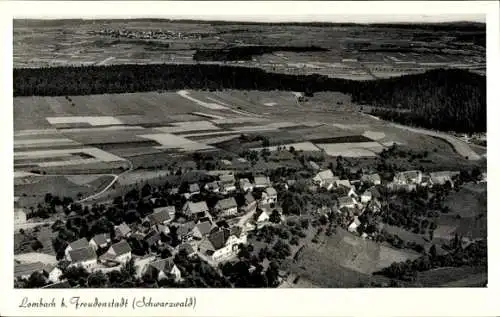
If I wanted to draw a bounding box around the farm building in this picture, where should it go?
[198,226,247,263]
[184,183,201,198]
[313,169,339,190]
[338,196,357,209]
[393,170,423,185]
[219,174,237,193]
[361,173,381,185]
[254,176,271,188]
[14,261,45,280]
[241,192,257,213]
[192,220,215,240]
[114,223,132,239]
[360,191,373,204]
[215,197,239,217]
[145,207,172,226]
[64,238,90,260]
[42,265,63,284]
[429,171,459,186]
[254,208,270,223]
[261,187,278,205]
[89,233,111,250]
[204,181,221,193]
[144,258,182,281]
[176,221,196,242]
[182,201,209,217]
[99,240,132,264]
[68,246,98,270]
[239,178,254,192]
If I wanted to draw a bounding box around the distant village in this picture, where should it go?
[14,148,486,288]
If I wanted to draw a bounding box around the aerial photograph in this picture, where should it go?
[13,15,487,289]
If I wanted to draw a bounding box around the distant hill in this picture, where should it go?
[13,65,485,133]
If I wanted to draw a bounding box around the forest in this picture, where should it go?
[13,65,485,133]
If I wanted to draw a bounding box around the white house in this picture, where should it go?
[215,197,238,217]
[254,208,270,223]
[68,246,98,270]
[89,233,111,250]
[42,265,63,284]
[348,217,361,233]
[313,170,339,190]
[146,258,182,281]
[360,191,373,204]
[65,238,89,260]
[239,178,254,192]
[261,187,278,205]
[198,226,247,263]
[99,240,132,264]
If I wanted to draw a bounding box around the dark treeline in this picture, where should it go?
[14,65,485,133]
[193,45,328,61]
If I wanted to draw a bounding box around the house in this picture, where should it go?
[182,201,209,218]
[221,159,232,167]
[184,183,201,198]
[360,191,373,204]
[313,169,338,190]
[387,183,417,192]
[114,223,132,239]
[348,217,361,233]
[14,261,45,280]
[65,238,89,260]
[430,171,459,187]
[145,258,182,281]
[145,207,172,231]
[241,192,257,213]
[192,220,214,240]
[361,173,381,185]
[261,187,278,205]
[99,240,132,264]
[204,181,220,193]
[254,208,270,223]
[14,209,27,225]
[220,174,237,193]
[42,265,63,284]
[239,178,254,192]
[198,226,247,262]
[254,176,271,189]
[68,246,98,269]
[89,233,111,250]
[176,221,196,242]
[393,170,423,185]
[338,196,356,209]
[144,230,162,249]
[215,197,239,217]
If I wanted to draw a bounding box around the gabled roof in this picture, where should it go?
[110,240,132,256]
[184,201,209,214]
[69,246,97,263]
[205,181,220,190]
[254,176,271,186]
[178,243,195,255]
[219,174,235,184]
[239,178,252,186]
[244,192,256,205]
[230,226,243,238]
[361,173,381,182]
[309,161,320,170]
[265,187,277,196]
[216,197,238,210]
[144,231,161,246]
[68,238,89,250]
[148,209,171,225]
[314,169,335,181]
[115,223,131,236]
[177,221,196,236]
[208,228,231,250]
[189,183,200,193]
[195,221,213,236]
[149,258,176,274]
[91,233,110,246]
[153,206,176,215]
[336,179,352,188]
[14,261,44,278]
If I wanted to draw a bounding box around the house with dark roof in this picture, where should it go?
[68,246,98,269]
[241,192,257,213]
[192,220,214,240]
[64,238,89,260]
[89,233,111,250]
[145,207,173,234]
[176,221,196,242]
[182,201,209,217]
[14,261,45,280]
[114,223,132,239]
[144,230,162,249]
[215,197,238,217]
[198,226,247,263]
[144,258,182,281]
[261,187,278,205]
[99,240,132,264]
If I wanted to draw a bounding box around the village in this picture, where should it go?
[14,144,486,288]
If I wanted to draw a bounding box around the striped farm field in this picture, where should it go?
[316,142,385,157]
[46,116,124,126]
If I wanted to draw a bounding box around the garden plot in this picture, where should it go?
[177,90,228,110]
[15,147,125,165]
[212,117,270,125]
[57,125,145,133]
[139,133,214,152]
[14,129,59,137]
[153,121,221,133]
[316,142,385,157]
[46,116,124,126]
[14,138,79,149]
